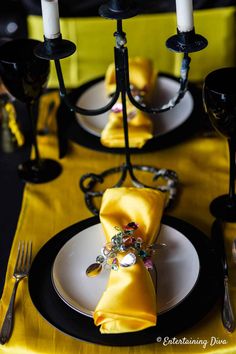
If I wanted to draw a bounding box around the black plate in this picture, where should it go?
[58,74,204,154]
[28,215,221,346]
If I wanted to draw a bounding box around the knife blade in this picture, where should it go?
[211,219,235,332]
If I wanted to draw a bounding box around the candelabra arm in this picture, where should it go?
[126,53,191,114]
[54,58,120,116]
[112,20,191,115]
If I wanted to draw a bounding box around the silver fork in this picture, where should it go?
[0,241,32,344]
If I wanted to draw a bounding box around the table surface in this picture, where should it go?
[0,85,236,353]
[0,99,30,297]
[1,5,236,352]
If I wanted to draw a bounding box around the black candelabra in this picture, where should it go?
[35,0,207,214]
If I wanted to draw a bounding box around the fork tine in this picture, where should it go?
[29,242,32,269]
[14,241,23,273]
[23,242,28,272]
[25,242,32,272]
[19,241,25,271]
[232,239,236,264]
[13,241,32,274]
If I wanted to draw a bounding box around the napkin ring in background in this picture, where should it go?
[100,57,156,149]
[86,221,166,277]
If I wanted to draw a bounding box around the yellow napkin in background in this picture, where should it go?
[100,57,156,148]
[94,187,166,333]
[4,102,25,148]
[105,57,156,98]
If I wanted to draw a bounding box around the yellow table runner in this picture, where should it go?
[1,113,236,353]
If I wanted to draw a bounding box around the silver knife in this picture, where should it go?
[211,219,235,332]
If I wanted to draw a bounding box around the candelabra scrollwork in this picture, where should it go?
[80,165,178,215]
[35,0,208,214]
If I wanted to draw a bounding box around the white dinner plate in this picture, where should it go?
[75,76,194,138]
[52,222,200,317]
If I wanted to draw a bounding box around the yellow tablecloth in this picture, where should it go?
[1,119,236,353]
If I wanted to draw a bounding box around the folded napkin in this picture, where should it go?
[5,102,25,147]
[100,57,156,148]
[93,187,166,334]
[0,100,24,153]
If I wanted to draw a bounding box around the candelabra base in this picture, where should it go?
[18,158,62,184]
[80,164,178,215]
[210,195,236,222]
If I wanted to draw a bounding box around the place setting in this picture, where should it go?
[23,64,236,346]
[27,188,222,346]
[61,70,203,154]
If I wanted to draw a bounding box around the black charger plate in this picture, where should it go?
[58,74,204,154]
[28,215,221,346]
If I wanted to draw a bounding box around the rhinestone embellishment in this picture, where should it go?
[120,252,136,267]
[85,222,166,277]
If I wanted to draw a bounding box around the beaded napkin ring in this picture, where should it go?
[110,85,146,122]
[86,222,166,277]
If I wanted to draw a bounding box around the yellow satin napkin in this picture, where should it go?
[101,57,156,148]
[93,187,166,334]
[5,101,25,147]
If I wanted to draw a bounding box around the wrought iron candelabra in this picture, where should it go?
[35,0,207,214]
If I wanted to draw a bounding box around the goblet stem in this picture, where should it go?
[228,137,236,201]
[27,102,41,164]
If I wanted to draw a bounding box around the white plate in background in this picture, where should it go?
[75,76,194,138]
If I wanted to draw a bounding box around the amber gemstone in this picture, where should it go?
[86,263,102,277]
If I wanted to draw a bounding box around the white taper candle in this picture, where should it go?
[41,0,61,39]
[175,0,194,32]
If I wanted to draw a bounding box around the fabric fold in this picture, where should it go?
[101,57,156,148]
[93,187,166,333]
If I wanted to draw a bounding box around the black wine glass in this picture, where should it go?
[0,38,62,183]
[203,67,236,221]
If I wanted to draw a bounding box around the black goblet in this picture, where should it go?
[203,67,236,221]
[0,38,62,183]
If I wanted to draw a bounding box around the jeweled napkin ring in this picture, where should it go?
[86,222,166,277]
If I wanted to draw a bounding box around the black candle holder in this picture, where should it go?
[166,28,208,53]
[34,0,208,215]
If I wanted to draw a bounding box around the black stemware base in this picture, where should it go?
[18,158,62,184]
[210,194,236,222]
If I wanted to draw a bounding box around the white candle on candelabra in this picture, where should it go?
[175,0,194,32]
[41,0,61,39]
